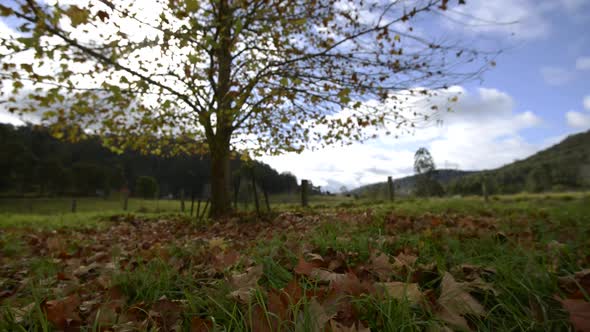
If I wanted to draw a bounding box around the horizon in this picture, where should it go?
[1,0,589,192]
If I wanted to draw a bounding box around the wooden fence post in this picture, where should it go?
[251,169,261,216]
[301,179,309,207]
[180,189,185,212]
[198,199,210,222]
[196,199,202,220]
[123,192,129,211]
[71,198,77,213]
[263,187,271,212]
[387,176,395,202]
[482,175,489,202]
[190,191,195,216]
[233,175,241,211]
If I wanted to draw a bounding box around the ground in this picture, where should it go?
[1,193,589,331]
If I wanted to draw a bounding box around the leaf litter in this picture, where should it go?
[0,210,588,331]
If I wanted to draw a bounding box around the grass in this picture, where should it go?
[0,193,589,331]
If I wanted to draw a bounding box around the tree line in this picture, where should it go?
[0,123,298,199]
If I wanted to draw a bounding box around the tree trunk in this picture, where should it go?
[207,0,234,218]
[209,141,232,218]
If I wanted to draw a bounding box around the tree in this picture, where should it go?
[136,176,159,200]
[413,147,442,196]
[0,0,496,217]
[414,147,436,176]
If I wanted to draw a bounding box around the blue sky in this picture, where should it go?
[262,0,590,191]
[1,0,589,192]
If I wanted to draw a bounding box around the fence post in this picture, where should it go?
[71,198,77,213]
[482,175,489,202]
[180,189,185,212]
[387,176,395,202]
[251,169,261,216]
[301,179,309,207]
[263,187,271,212]
[190,191,195,216]
[233,176,241,211]
[123,191,129,211]
[196,199,202,220]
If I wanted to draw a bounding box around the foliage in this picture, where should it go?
[135,176,159,199]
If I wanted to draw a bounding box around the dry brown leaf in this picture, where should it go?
[560,298,590,332]
[329,319,371,332]
[332,273,365,296]
[310,269,348,283]
[190,316,213,332]
[228,265,263,302]
[368,251,394,281]
[212,249,240,271]
[375,281,423,304]
[559,269,590,299]
[436,272,485,331]
[151,297,182,332]
[42,294,82,330]
[294,257,323,276]
[296,298,335,332]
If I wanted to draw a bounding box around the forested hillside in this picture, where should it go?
[352,130,590,197]
[0,124,297,198]
[352,169,474,198]
[448,130,590,195]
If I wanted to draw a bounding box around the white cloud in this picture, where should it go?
[566,111,590,129]
[540,67,575,86]
[442,0,590,41]
[584,95,590,110]
[262,87,545,192]
[0,112,25,126]
[444,0,549,40]
[577,56,590,70]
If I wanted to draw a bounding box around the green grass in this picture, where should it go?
[1,193,589,331]
[0,196,187,215]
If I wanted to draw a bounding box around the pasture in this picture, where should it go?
[1,193,589,331]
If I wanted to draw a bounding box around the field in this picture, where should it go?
[1,193,589,331]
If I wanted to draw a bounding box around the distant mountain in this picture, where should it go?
[351,169,476,197]
[351,129,590,196]
[447,129,590,195]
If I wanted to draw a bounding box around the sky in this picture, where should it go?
[260,0,590,191]
[1,0,590,192]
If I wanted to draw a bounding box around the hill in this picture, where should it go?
[352,169,475,197]
[352,129,590,197]
[448,129,590,195]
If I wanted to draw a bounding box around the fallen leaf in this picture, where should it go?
[294,257,323,276]
[436,272,485,331]
[151,297,182,332]
[368,251,394,281]
[329,319,371,332]
[375,281,423,304]
[190,316,213,332]
[42,294,82,330]
[560,298,590,332]
[310,269,348,283]
[297,298,334,332]
[229,265,263,302]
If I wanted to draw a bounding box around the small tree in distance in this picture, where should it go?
[136,176,158,200]
[414,147,443,196]
[0,0,498,217]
